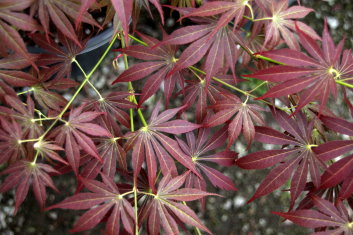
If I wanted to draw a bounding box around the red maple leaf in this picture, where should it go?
[176,126,238,192]
[124,101,201,188]
[274,196,352,234]
[0,160,59,213]
[50,105,111,174]
[47,174,135,234]
[246,21,353,114]
[237,109,326,207]
[138,172,216,235]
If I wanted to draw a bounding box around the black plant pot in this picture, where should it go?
[72,27,114,77]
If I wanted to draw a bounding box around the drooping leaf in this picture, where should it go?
[47,175,134,234]
[238,109,326,207]
[50,105,110,174]
[247,22,352,114]
[139,173,215,235]
[124,102,201,188]
[0,160,59,213]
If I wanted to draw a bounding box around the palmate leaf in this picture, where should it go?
[182,74,236,123]
[0,0,39,64]
[273,196,352,234]
[80,115,127,184]
[237,109,326,207]
[124,101,201,188]
[176,126,238,192]
[179,0,247,39]
[139,172,215,235]
[312,115,353,198]
[0,117,26,164]
[0,54,39,87]
[92,91,136,129]
[205,94,266,147]
[113,32,185,107]
[111,0,164,44]
[0,160,59,214]
[30,32,86,81]
[158,17,243,88]
[0,95,43,139]
[257,0,319,50]
[50,105,111,174]
[247,21,353,114]
[29,0,100,46]
[22,68,79,111]
[47,175,135,234]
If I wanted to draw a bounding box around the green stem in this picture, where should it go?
[133,182,139,235]
[340,77,353,82]
[31,150,40,165]
[121,33,148,127]
[72,58,87,77]
[336,80,353,89]
[128,34,148,46]
[120,190,134,197]
[30,33,119,165]
[18,138,39,144]
[189,66,252,97]
[31,117,57,122]
[245,3,254,20]
[73,59,104,100]
[88,80,104,101]
[17,88,34,96]
[139,191,156,197]
[248,81,268,94]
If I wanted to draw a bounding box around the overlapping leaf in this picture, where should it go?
[30,32,86,81]
[0,117,26,164]
[257,0,319,50]
[274,196,351,234]
[182,74,236,123]
[246,22,353,114]
[50,105,111,174]
[158,17,242,88]
[124,102,201,188]
[139,172,215,235]
[92,91,136,128]
[0,0,39,64]
[179,0,248,40]
[80,115,127,183]
[176,126,238,193]
[47,175,135,234]
[237,109,326,207]
[0,160,59,213]
[113,32,184,107]
[313,115,353,198]
[0,54,39,87]
[29,0,99,46]
[111,0,164,44]
[205,94,266,147]
[0,95,43,138]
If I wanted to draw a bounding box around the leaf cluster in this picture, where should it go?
[1,0,353,234]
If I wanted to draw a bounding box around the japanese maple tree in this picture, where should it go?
[1,0,353,234]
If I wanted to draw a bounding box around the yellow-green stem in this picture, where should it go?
[127,33,289,112]
[133,182,139,235]
[121,33,148,127]
[29,33,119,164]
[336,80,353,89]
[17,88,34,96]
[248,81,268,94]
[182,201,202,235]
[120,190,134,197]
